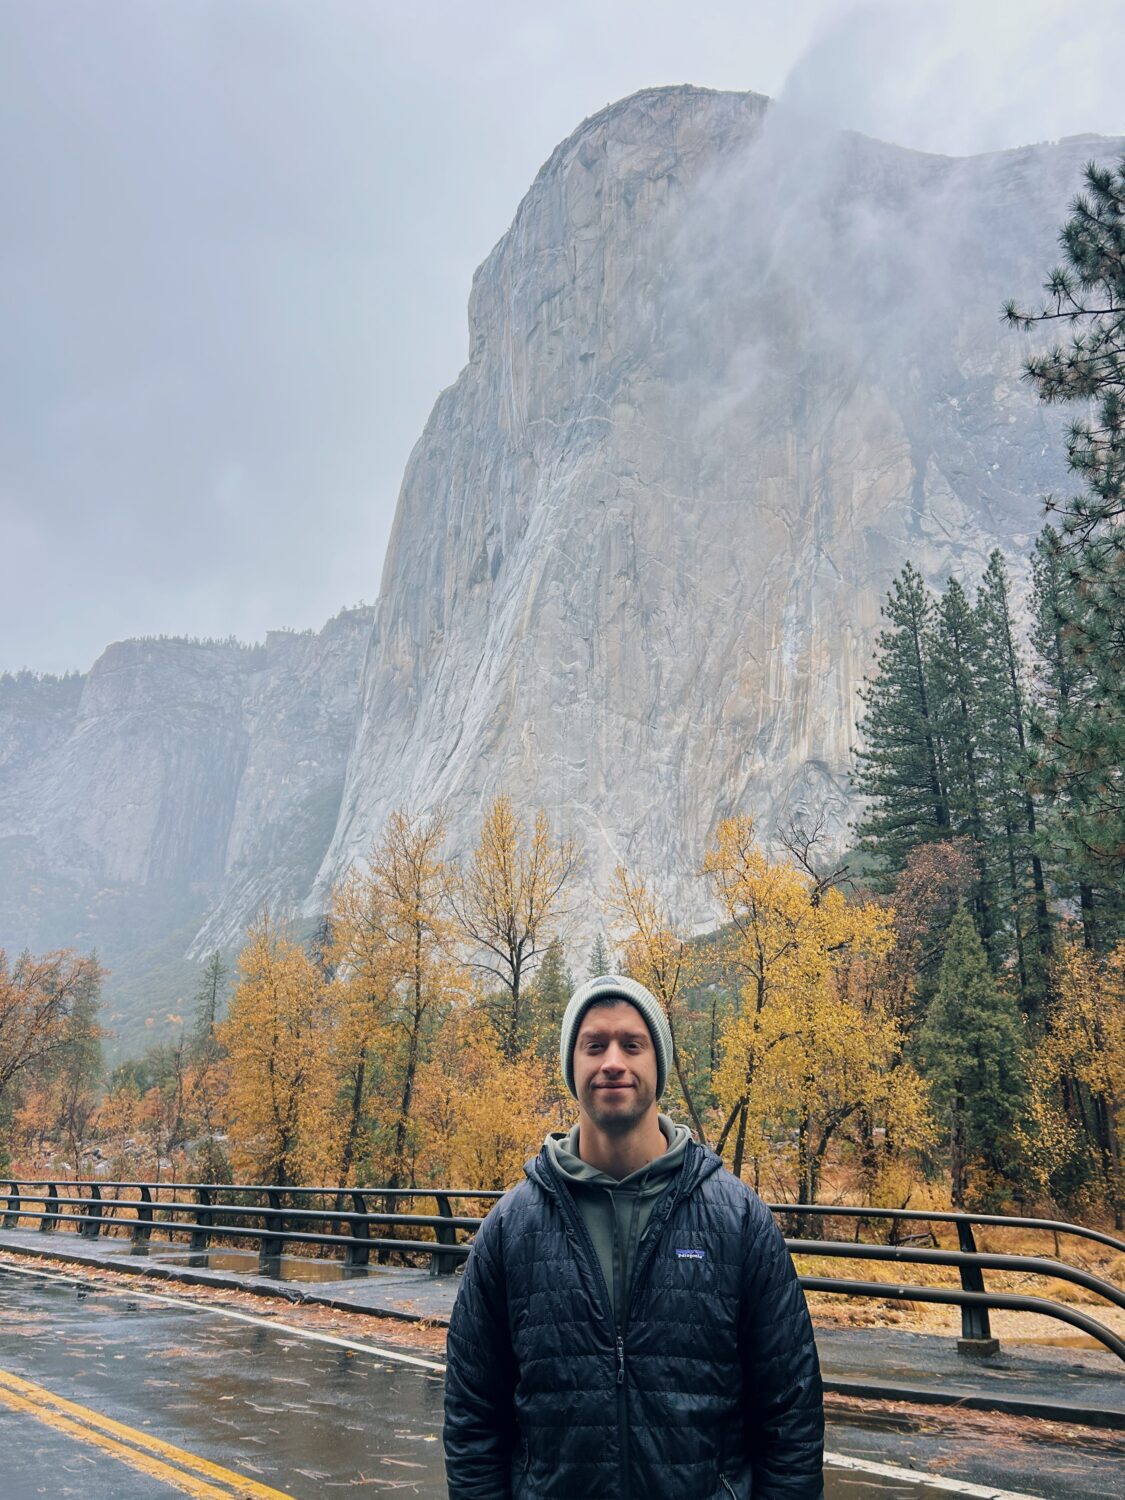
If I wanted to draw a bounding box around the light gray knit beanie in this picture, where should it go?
[560,974,673,1100]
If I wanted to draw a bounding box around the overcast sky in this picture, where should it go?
[2,0,1123,675]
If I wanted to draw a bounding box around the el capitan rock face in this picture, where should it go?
[2,85,1119,1030]
[311,86,1103,922]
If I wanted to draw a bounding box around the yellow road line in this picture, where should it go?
[0,1366,295,1500]
[0,1383,241,1498]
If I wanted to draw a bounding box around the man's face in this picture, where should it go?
[573,1000,658,1135]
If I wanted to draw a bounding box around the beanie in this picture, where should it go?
[560,974,673,1100]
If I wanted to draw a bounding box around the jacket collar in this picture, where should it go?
[526,1132,722,1197]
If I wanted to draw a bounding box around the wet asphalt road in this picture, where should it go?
[0,1264,1120,1499]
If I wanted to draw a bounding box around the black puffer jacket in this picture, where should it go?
[443,1139,823,1499]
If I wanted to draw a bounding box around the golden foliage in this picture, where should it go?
[609,864,708,1139]
[329,807,462,1185]
[702,816,911,1192]
[1027,936,1124,1210]
[219,917,341,1186]
[0,949,103,1103]
[454,795,578,1060]
[414,1004,560,1190]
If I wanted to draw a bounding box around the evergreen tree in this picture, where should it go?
[854,564,949,881]
[1006,156,1125,912]
[919,905,1028,1208]
[1028,526,1125,951]
[532,936,572,1062]
[587,932,612,977]
[928,577,999,959]
[974,550,1053,1010]
[190,952,229,1065]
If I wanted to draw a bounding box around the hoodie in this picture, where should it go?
[544,1113,692,1323]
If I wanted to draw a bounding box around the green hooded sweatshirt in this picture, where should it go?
[544,1114,692,1326]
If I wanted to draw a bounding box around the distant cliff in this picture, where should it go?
[0,610,372,1045]
[2,85,1121,1043]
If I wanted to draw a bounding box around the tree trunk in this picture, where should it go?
[731,1100,749,1180]
[672,1041,708,1146]
[1003,816,1030,1006]
[1093,1092,1123,1228]
[339,1048,367,1186]
[502,948,523,1063]
[1079,884,1098,953]
[950,1091,966,1208]
[857,1108,878,1198]
[715,1097,743,1158]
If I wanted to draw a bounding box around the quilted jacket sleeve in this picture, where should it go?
[738,1200,825,1499]
[443,1205,518,1499]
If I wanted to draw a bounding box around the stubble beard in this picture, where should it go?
[583,1084,654,1136]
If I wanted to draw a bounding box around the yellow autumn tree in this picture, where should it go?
[0,949,103,1115]
[330,807,462,1187]
[829,947,936,1208]
[453,794,578,1060]
[608,865,709,1141]
[414,1003,559,1190]
[1034,937,1124,1225]
[703,817,898,1194]
[328,864,395,1185]
[220,918,340,1186]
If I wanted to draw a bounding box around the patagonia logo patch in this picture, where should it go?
[675,1247,705,1260]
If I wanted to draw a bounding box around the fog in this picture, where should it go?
[1,0,1121,674]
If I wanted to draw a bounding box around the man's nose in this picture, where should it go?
[600,1046,627,1072]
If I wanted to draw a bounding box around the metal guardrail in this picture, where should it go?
[2,1180,1122,1361]
[0,1179,499,1277]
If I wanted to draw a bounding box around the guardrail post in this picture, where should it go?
[80,1183,104,1239]
[345,1191,370,1273]
[41,1184,59,1233]
[432,1192,458,1276]
[132,1186,154,1252]
[189,1187,213,1261]
[376,1191,398,1264]
[956,1218,999,1357]
[259,1190,284,1277]
[3,1182,20,1229]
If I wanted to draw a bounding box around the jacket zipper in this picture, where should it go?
[720,1476,737,1499]
[539,1153,628,1494]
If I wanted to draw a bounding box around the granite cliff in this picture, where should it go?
[3,85,1120,1035]
[313,86,1110,925]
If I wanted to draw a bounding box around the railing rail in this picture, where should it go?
[1,1179,1121,1361]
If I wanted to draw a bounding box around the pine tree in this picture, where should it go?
[1028,527,1125,951]
[974,551,1054,1010]
[587,931,612,977]
[1005,156,1125,907]
[531,936,572,1062]
[854,564,949,881]
[928,578,1000,959]
[919,905,1028,1208]
[190,952,228,1064]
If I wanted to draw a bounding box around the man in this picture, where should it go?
[443,973,824,1498]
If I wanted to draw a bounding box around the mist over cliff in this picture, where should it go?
[2,85,1117,1042]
